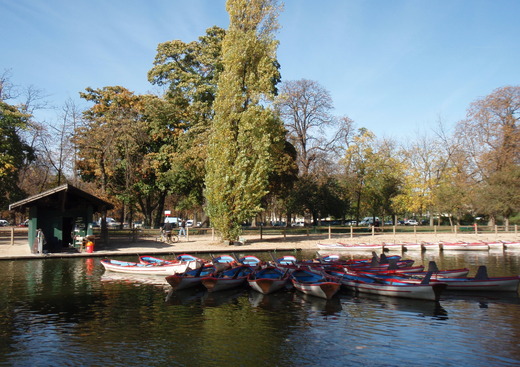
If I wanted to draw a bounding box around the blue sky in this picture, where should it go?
[2,0,519,141]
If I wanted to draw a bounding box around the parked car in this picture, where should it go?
[292,221,305,227]
[0,219,8,226]
[345,220,357,226]
[359,217,379,226]
[98,217,120,227]
[186,220,194,227]
[404,219,418,226]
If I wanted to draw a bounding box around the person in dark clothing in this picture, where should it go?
[179,219,186,237]
[162,221,173,241]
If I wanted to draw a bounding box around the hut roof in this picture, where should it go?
[9,184,114,212]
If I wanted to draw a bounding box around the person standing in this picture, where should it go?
[179,219,187,237]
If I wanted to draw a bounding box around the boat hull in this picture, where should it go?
[165,266,216,291]
[440,242,489,251]
[317,243,384,252]
[328,269,446,301]
[290,269,341,300]
[201,266,253,292]
[202,277,248,292]
[341,279,445,301]
[291,280,341,300]
[503,242,520,250]
[247,267,289,294]
[101,259,200,275]
[441,277,520,292]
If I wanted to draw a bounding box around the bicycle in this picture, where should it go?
[159,230,179,244]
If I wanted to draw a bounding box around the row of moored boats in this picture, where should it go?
[100,251,520,302]
[317,240,520,252]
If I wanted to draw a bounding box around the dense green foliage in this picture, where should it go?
[0,99,34,209]
[204,0,285,240]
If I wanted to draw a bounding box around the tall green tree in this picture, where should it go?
[205,0,284,241]
[148,26,226,222]
[0,72,35,209]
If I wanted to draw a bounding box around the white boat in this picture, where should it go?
[440,242,489,251]
[385,266,520,292]
[317,243,383,252]
[486,241,504,250]
[382,243,404,252]
[100,258,201,275]
[421,242,440,251]
[327,269,446,301]
[400,242,423,251]
[503,241,520,250]
[439,276,520,291]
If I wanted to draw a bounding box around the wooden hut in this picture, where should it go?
[9,184,113,253]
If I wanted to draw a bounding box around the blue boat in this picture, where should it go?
[290,268,341,300]
[247,266,290,294]
[165,265,217,291]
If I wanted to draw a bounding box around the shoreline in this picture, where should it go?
[1,232,518,260]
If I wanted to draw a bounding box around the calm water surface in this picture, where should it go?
[0,249,519,367]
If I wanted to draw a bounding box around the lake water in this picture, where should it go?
[0,249,519,366]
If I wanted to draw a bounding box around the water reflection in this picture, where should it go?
[442,291,520,305]
[349,293,449,320]
[165,287,206,305]
[201,287,247,307]
[100,272,170,287]
[293,292,343,316]
[248,289,294,311]
[0,252,519,366]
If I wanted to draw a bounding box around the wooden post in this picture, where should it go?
[260,225,263,240]
[283,227,286,239]
[371,226,375,237]
[515,224,518,235]
[211,227,215,241]
[495,225,498,235]
[328,225,331,239]
[186,226,189,241]
[474,223,478,235]
[393,225,396,243]
[350,225,353,238]
[454,225,457,235]
[10,227,14,246]
[414,225,417,241]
